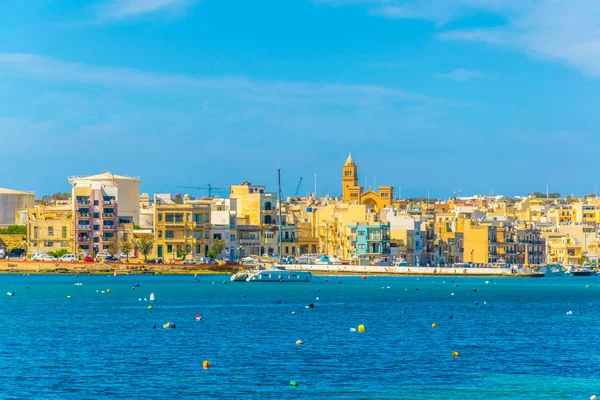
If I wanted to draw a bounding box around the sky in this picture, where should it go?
[1,0,599,199]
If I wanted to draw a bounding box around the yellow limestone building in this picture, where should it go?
[341,154,393,210]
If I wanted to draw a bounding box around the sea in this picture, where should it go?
[0,273,598,399]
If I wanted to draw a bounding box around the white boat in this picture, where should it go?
[149,292,155,301]
[230,271,249,282]
[246,265,312,282]
[539,264,565,277]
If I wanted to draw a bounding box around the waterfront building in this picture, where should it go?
[138,193,154,229]
[210,198,237,259]
[0,188,35,227]
[348,222,391,260]
[545,234,582,265]
[26,204,73,256]
[382,208,422,265]
[153,194,211,261]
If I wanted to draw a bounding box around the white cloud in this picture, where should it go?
[318,0,600,77]
[437,68,485,81]
[100,0,194,19]
[0,53,429,107]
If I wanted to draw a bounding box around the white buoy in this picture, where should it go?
[350,327,357,332]
[149,293,155,301]
[451,293,454,296]
[566,311,573,315]
[590,395,596,400]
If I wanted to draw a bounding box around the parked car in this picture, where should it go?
[42,255,58,262]
[96,252,111,259]
[104,256,120,263]
[83,256,95,263]
[31,252,47,261]
[180,260,195,265]
[59,254,78,262]
[148,258,163,264]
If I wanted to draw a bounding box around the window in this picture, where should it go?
[158,231,163,238]
[94,212,99,218]
[175,214,183,223]
[158,213,163,222]
[166,231,175,239]
[285,246,289,253]
[94,225,99,231]
[194,232,201,239]
[93,237,99,243]
[205,214,210,223]
[123,233,128,242]
[214,233,222,240]
[94,200,99,206]
[167,244,172,253]
[186,230,191,239]
[196,245,201,253]
[48,227,54,236]
[166,214,174,222]
[62,226,67,239]
[186,213,190,222]
[46,241,54,247]
[34,227,38,239]
[61,242,68,247]
[230,234,235,241]
[358,244,366,249]
[358,231,365,236]
[205,231,209,239]
[194,214,201,223]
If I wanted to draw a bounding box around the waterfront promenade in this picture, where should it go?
[0,260,542,277]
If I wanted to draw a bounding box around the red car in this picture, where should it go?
[83,256,95,262]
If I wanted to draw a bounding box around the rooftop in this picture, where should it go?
[0,188,35,195]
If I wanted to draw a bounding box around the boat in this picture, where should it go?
[572,268,593,276]
[539,263,565,277]
[230,271,249,282]
[246,168,312,283]
[149,292,155,301]
[246,265,312,282]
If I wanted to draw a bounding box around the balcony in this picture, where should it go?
[103,200,115,205]
[164,220,185,226]
[79,212,91,217]
[76,201,91,205]
[77,237,91,243]
[103,225,116,230]
[102,213,116,218]
[239,238,260,245]
[78,225,91,230]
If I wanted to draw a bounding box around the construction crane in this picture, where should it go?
[294,177,303,197]
[175,184,226,197]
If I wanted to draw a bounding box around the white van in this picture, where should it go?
[59,254,78,262]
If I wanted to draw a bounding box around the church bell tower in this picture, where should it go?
[342,153,358,201]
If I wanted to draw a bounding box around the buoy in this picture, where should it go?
[163,322,171,329]
[148,305,153,310]
[357,324,365,333]
[152,324,156,329]
[242,294,247,298]
[451,293,454,296]
[431,323,437,329]
[362,275,366,279]
[350,327,357,332]
[291,311,296,315]
[473,301,479,305]
[452,351,459,358]
[449,315,453,319]
[590,395,596,400]
[296,340,303,345]
[106,289,111,293]
[586,285,589,288]
[290,380,298,387]
[566,311,573,315]
[6,292,15,297]
[203,360,210,369]
[196,314,202,321]
[472,288,477,292]
[67,295,71,299]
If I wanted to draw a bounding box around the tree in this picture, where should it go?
[48,249,68,258]
[120,241,132,261]
[176,244,191,260]
[133,237,154,262]
[107,238,118,256]
[207,239,226,259]
[0,225,26,235]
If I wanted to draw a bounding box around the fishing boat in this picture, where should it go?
[230,271,250,282]
[539,263,565,277]
[246,265,312,282]
[246,168,312,283]
[572,268,593,276]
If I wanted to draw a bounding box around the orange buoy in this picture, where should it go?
[431,323,437,329]
[362,275,366,280]
[203,360,210,369]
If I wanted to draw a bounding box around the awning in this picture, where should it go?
[74,187,92,197]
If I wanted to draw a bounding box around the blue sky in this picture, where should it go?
[1,0,599,199]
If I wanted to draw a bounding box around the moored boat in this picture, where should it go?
[230,271,249,282]
[572,268,593,276]
[246,265,312,282]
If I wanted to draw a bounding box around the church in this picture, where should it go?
[341,153,394,209]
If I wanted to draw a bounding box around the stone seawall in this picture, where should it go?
[0,261,236,275]
[286,264,540,277]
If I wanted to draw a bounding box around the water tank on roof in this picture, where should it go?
[306,208,312,212]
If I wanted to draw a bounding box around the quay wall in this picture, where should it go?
[0,261,236,275]
[286,264,536,277]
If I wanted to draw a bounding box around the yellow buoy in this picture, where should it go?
[452,351,459,358]
[67,296,71,299]
[431,323,437,329]
[148,305,153,310]
[203,360,210,369]
[106,289,111,293]
[163,322,171,329]
[357,324,365,333]
[296,340,303,345]
[586,285,589,288]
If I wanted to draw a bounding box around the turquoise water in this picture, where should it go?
[0,274,599,399]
